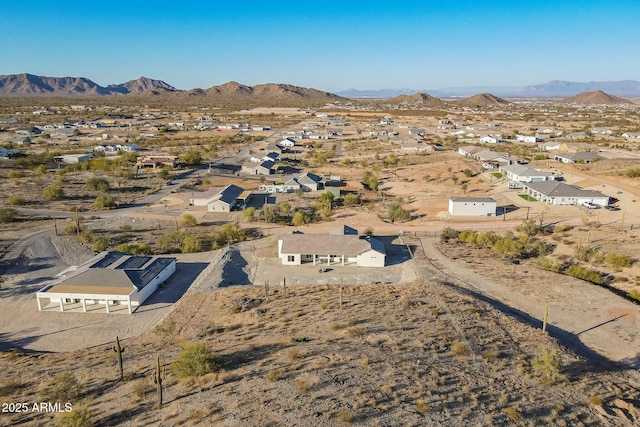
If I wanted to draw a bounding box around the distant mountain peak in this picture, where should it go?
[456,93,510,107]
[560,90,632,105]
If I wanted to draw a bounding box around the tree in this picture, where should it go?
[262,205,278,223]
[362,171,379,191]
[292,210,309,226]
[179,214,197,228]
[181,150,202,166]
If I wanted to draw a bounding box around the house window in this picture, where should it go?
[287,255,295,262]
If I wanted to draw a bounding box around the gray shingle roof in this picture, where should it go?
[524,181,607,198]
[279,234,385,256]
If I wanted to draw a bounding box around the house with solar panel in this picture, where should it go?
[36,252,177,314]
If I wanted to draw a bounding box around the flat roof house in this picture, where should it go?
[278,226,386,268]
[448,197,497,216]
[36,252,176,314]
[499,164,555,183]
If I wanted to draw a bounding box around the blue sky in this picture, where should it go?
[1,1,638,92]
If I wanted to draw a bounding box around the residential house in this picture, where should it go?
[242,159,274,175]
[278,226,385,267]
[458,145,483,157]
[553,152,604,164]
[499,164,555,188]
[622,132,640,139]
[448,197,497,216]
[400,139,433,152]
[285,172,324,192]
[516,135,542,143]
[555,142,599,153]
[479,135,502,144]
[189,184,245,212]
[591,128,613,135]
[36,251,176,315]
[277,137,296,148]
[522,181,610,206]
[136,155,177,169]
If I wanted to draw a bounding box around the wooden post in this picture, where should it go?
[265,281,269,301]
[75,209,80,237]
[542,304,549,334]
[339,278,343,309]
[283,277,286,296]
[152,354,165,406]
[112,336,125,381]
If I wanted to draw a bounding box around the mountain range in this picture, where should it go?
[338,80,640,98]
[1,73,639,100]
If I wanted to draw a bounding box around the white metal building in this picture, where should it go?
[448,197,497,216]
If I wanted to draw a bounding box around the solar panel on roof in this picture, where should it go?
[117,256,151,270]
[90,252,125,269]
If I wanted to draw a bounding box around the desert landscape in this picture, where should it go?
[1,74,640,426]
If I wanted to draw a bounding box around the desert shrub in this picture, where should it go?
[574,244,599,262]
[517,219,541,236]
[181,234,201,253]
[160,231,186,252]
[211,224,246,246]
[451,340,470,356]
[92,235,112,252]
[41,372,83,402]
[564,265,604,285]
[605,253,631,268]
[0,207,18,224]
[265,369,285,382]
[363,227,374,237]
[64,220,84,235]
[553,224,573,233]
[387,202,411,222]
[531,349,562,384]
[502,405,523,422]
[43,184,65,200]
[94,194,116,209]
[628,290,640,302]
[416,399,429,414]
[538,256,563,273]
[474,231,499,248]
[342,192,360,207]
[172,343,218,378]
[261,205,278,223]
[242,207,256,221]
[7,170,25,178]
[8,194,25,206]
[336,410,353,423]
[54,404,92,427]
[458,229,477,244]
[133,379,153,400]
[440,227,460,243]
[625,168,640,178]
[116,243,152,255]
[589,396,603,406]
[279,200,292,214]
[153,319,176,336]
[86,177,110,192]
[181,150,202,166]
[179,214,197,228]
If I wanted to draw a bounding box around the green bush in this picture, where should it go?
[342,193,361,207]
[117,243,152,255]
[0,207,18,224]
[564,265,604,285]
[292,210,309,226]
[605,253,631,268]
[8,194,25,206]
[181,234,201,253]
[574,244,599,262]
[172,342,218,378]
[538,256,563,273]
[86,177,110,192]
[43,184,65,201]
[180,214,197,228]
[55,404,92,427]
[440,227,460,243]
[387,202,411,223]
[94,194,116,209]
[531,348,562,384]
[625,168,640,178]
